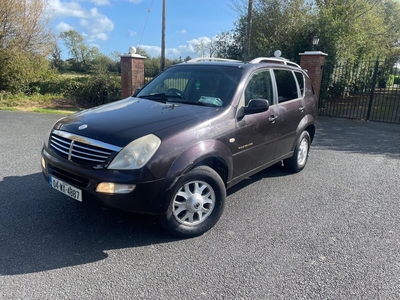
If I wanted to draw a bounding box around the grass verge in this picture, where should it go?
[0,93,80,115]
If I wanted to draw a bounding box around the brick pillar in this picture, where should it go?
[299,51,328,100]
[121,47,146,98]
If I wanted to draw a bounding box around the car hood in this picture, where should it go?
[54,97,220,147]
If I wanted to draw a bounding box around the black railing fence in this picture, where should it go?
[319,59,400,123]
[144,68,161,84]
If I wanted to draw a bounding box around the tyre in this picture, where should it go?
[284,131,310,173]
[160,166,226,238]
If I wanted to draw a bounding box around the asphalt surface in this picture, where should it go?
[0,110,399,299]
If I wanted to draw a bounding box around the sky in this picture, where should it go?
[47,0,241,60]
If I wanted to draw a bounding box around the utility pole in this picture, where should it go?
[244,0,253,61]
[161,0,166,71]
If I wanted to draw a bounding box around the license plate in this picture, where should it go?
[49,176,82,202]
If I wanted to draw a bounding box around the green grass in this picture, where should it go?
[0,107,18,111]
[0,92,79,114]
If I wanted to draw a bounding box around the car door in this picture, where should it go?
[229,69,279,179]
[273,69,306,157]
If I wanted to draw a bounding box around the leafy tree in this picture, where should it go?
[0,0,55,93]
[0,0,53,52]
[219,0,400,64]
[60,29,102,72]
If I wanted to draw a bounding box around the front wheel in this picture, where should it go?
[284,131,311,173]
[160,166,226,238]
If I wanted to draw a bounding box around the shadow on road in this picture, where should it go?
[0,173,179,275]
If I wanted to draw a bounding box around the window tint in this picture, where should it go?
[294,72,304,96]
[274,70,298,103]
[244,70,273,106]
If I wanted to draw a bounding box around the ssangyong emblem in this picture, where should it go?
[78,124,88,130]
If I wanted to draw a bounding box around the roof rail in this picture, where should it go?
[249,57,301,68]
[187,57,242,63]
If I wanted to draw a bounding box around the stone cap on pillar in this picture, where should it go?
[120,46,146,59]
[299,51,328,57]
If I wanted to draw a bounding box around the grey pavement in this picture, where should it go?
[0,111,399,299]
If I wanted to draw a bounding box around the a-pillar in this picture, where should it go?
[299,51,328,100]
[121,47,146,98]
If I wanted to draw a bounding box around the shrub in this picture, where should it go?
[29,72,121,108]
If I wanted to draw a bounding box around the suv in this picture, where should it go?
[41,56,317,238]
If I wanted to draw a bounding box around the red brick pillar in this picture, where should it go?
[121,47,146,98]
[299,51,327,100]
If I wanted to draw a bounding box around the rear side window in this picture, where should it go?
[274,70,298,103]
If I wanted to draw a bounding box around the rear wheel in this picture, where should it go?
[284,131,310,173]
[160,166,225,238]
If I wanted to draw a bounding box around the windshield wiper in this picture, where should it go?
[138,93,185,102]
[138,93,168,101]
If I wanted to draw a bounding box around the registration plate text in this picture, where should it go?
[50,176,82,202]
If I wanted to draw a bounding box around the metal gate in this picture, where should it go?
[319,59,400,123]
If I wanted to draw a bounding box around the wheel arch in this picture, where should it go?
[164,139,233,192]
[296,114,316,145]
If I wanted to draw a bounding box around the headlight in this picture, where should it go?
[108,134,161,170]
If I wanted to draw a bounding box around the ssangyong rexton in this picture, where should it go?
[41,56,317,237]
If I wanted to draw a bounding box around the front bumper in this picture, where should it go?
[41,148,168,214]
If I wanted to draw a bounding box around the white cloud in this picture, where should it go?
[126,0,143,3]
[176,29,187,35]
[55,21,74,32]
[128,30,137,37]
[138,37,211,60]
[90,0,111,5]
[48,0,86,18]
[49,0,114,42]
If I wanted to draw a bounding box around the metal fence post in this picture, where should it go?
[366,59,379,121]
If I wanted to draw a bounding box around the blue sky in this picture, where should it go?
[48,0,241,60]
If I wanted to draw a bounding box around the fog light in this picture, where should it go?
[41,157,46,169]
[96,183,136,194]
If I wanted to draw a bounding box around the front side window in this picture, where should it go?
[274,69,299,103]
[244,70,273,106]
[137,65,243,107]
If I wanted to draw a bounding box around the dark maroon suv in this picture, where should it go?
[41,56,317,237]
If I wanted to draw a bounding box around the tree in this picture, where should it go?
[218,0,313,61]
[0,0,53,53]
[0,0,54,92]
[220,0,400,64]
[60,29,102,72]
[193,37,218,57]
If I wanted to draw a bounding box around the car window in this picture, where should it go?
[137,65,243,107]
[294,71,305,97]
[244,70,273,106]
[274,69,299,103]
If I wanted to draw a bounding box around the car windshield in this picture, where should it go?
[136,65,243,107]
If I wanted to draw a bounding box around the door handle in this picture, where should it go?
[299,106,305,112]
[269,115,278,123]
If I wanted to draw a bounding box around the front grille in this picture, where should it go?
[50,130,121,166]
[48,164,89,189]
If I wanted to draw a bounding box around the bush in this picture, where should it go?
[29,72,122,108]
[71,73,121,107]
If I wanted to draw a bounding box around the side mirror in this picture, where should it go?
[237,99,270,118]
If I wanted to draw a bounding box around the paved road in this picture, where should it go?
[1,111,399,299]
